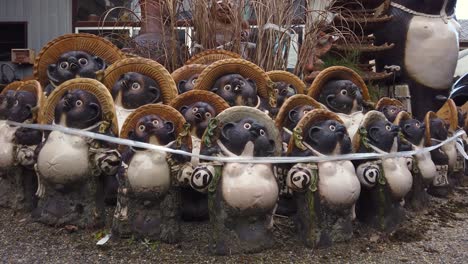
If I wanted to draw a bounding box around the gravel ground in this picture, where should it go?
[0,187,467,264]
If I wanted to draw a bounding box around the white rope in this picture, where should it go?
[5,121,467,164]
[390,2,455,20]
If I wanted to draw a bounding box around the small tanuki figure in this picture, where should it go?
[0,81,42,211]
[376,97,406,123]
[33,33,125,96]
[435,99,465,187]
[287,109,361,247]
[189,106,281,255]
[170,90,229,221]
[171,64,207,94]
[425,111,452,198]
[308,66,372,140]
[274,94,324,216]
[395,111,436,211]
[33,78,121,228]
[266,70,306,117]
[194,58,275,116]
[112,104,192,243]
[353,111,412,232]
[103,57,178,132]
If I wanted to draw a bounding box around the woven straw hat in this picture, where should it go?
[1,81,24,95]
[287,109,345,154]
[17,80,44,122]
[202,106,281,156]
[170,90,229,115]
[352,110,386,151]
[120,104,191,149]
[185,50,241,65]
[40,78,118,136]
[267,70,306,95]
[34,33,125,87]
[171,64,207,88]
[194,58,274,105]
[307,66,370,101]
[393,111,412,126]
[375,97,405,111]
[275,94,325,128]
[436,99,458,132]
[102,57,177,105]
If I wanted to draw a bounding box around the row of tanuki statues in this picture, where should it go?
[0,34,467,255]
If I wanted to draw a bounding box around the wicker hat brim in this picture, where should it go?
[376,97,405,111]
[267,70,306,95]
[185,50,241,65]
[1,81,23,95]
[18,80,44,122]
[307,66,370,101]
[424,111,438,147]
[170,90,230,115]
[171,64,207,86]
[393,111,412,125]
[40,78,118,136]
[194,58,272,100]
[33,33,125,87]
[436,99,458,132]
[210,106,282,156]
[287,109,344,153]
[352,110,387,151]
[275,94,325,128]
[102,57,177,105]
[120,104,191,149]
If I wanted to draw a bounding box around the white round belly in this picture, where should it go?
[0,122,18,168]
[405,17,460,89]
[318,161,361,207]
[336,112,364,140]
[37,131,90,184]
[127,150,171,194]
[222,163,278,213]
[382,157,413,200]
[441,140,457,171]
[115,105,135,131]
[414,151,437,182]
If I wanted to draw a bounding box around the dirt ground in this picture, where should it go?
[0,186,467,264]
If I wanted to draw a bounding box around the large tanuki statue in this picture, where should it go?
[374,0,460,119]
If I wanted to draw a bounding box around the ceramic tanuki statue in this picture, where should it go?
[308,66,372,140]
[273,95,325,216]
[395,111,436,211]
[33,33,125,96]
[376,97,406,123]
[112,104,192,243]
[33,78,121,228]
[0,81,43,211]
[189,106,281,255]
[171,64,207,94]
[266,70,306,117]
[103,57,178,132]
[424,112,451,198]
[353,111,412,232]
[374,0,460,119]
[170,90,229,221]
[436,99,465,187]
[194,59,275,116]
[287,109,361,247]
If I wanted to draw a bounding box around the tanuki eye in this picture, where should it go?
[138,125,145,131]
[243,123,251,129]
[329,125,336,131]
[386,125,391,131]
[340,89,347,96]
[224,84,231,91]
[260,129,266,136]
[78,58,88,65]
[152,120,159,126]
[75,100,83,107]
[205,112,212,118]
[274,89,279,94]
[60,62,69,69]
[131,82,141,90]
[415,122,420,128]
[192,107,198,113]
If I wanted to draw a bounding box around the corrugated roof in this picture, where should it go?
[460,20,468,42]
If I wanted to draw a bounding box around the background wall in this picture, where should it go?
[0,0,73,82]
